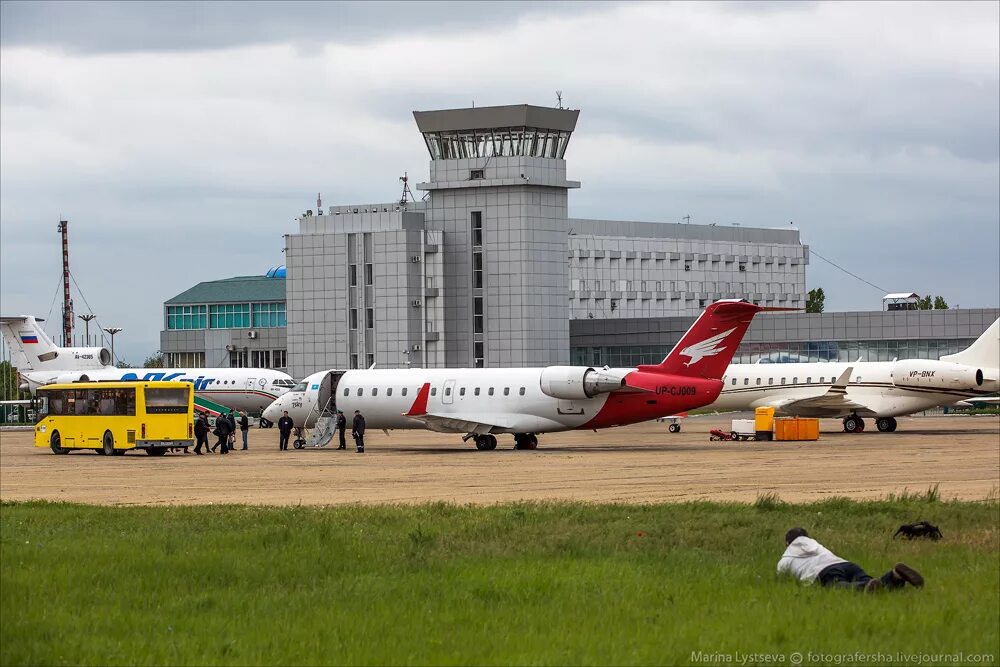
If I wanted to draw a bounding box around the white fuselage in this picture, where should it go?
[21,367,295,413]
[265,368,629,433]
[712,359,997,418]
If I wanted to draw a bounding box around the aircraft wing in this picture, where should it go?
[765,367,867,417]
[402,382,520,434]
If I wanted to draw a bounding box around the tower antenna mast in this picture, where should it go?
[57,219,73,346]
[399,172,415,206]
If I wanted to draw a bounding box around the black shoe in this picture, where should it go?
[893,563,924,588]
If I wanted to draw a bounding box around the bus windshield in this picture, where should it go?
[144,387,190,414]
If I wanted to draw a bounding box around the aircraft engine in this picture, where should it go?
[891,360,984,391]
[539,366,626,400]
[63,347,113,366]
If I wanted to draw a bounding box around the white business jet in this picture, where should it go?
[263,299,776,450]
[1,315,295,414]
[710,318,999,432]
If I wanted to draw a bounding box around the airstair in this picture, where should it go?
[294,394,338,448]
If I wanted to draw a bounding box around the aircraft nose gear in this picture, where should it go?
[513,433,539,450]
[875,417,898,432]
[474,434,498,451]
[843,415,865,433]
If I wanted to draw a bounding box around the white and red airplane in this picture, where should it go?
[263,299,774,450]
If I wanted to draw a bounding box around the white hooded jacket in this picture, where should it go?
[776,536,848,583]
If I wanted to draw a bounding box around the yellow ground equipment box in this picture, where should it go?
[754,407,776,440]
[774,417,820,441]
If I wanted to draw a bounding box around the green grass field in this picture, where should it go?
[2,496,997,666]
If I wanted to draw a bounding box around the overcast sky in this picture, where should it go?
[1,0,998,365]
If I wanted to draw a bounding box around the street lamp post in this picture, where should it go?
[103,327,123,364]
[78,314,96,346]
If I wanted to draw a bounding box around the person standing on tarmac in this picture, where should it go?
[226,410,237,451]
[212,413,232,454]
[277,410,294,451]
[193,412,210,455]
[239,411,249,450]
[336,410,347,450]
[352,409,366,453]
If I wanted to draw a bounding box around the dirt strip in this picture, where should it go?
[1,414,997,506]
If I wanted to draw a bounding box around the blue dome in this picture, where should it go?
[266,265,286,278]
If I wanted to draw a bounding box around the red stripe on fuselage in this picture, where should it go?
[580,374,722,430]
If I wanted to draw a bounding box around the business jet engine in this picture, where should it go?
[539,366,626,400]
[891,360,984,391]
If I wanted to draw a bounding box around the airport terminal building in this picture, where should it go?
[158,103,995,380]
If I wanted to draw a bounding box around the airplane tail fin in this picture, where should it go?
[941,318,999,370]
[639,300,785,379]
[0,316,59,371]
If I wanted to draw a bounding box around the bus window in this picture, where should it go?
[144,387,189,414]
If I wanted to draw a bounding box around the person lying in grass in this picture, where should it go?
[777,527,924,593]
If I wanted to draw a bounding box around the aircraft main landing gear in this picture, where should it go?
[668,423,681,433]
[843,415,865,433]
[513,433,538,450]
[474,434,497,451]
[875,417,898,432]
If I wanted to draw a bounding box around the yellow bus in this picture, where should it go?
[34,381,194,456]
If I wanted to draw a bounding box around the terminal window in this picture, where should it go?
[252,302,286,328]
[167,305,207,330]
[209,303,250,329]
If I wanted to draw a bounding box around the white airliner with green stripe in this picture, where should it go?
[710,319,999,433]
[1,315,295,414]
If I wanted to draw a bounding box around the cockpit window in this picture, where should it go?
[272,379,295,387]
[291,381,308,392]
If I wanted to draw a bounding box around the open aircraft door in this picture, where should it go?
[319,371,345,411]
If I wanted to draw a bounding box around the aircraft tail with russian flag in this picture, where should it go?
[0,315,112,372]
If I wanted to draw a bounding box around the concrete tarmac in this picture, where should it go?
[1,414,997,506]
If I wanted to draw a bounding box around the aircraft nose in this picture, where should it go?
[262,397,283,423]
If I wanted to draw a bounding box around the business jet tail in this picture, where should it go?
[941,318,999,371]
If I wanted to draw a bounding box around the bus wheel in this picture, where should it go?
[50,431,69,455]
[102,431,116,457]
[145,447,167,456]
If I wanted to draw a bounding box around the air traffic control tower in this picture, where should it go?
[284,104,580,376]
[413,104,580,368]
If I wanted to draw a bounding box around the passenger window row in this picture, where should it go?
[727,376,835,387]
[343,386,527,398]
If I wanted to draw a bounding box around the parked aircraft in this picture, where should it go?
[1,315,295,414]
[263,299,773,450]
[710,318,999,432]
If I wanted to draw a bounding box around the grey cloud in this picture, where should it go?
[1,1,997,362]
[0,0,607,54]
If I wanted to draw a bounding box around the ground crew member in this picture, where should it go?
[212,413,232,454]
[336,410,347,450]
[227,410,237,450]
[277,411,294,451]
[193,412,210,455]
[352,409,366,453]
[239,411,249,450]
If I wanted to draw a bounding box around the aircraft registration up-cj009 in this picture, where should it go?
[0,315,296,415]
[263,299,781,450]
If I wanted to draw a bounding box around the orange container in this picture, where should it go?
[775,418,819,441]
